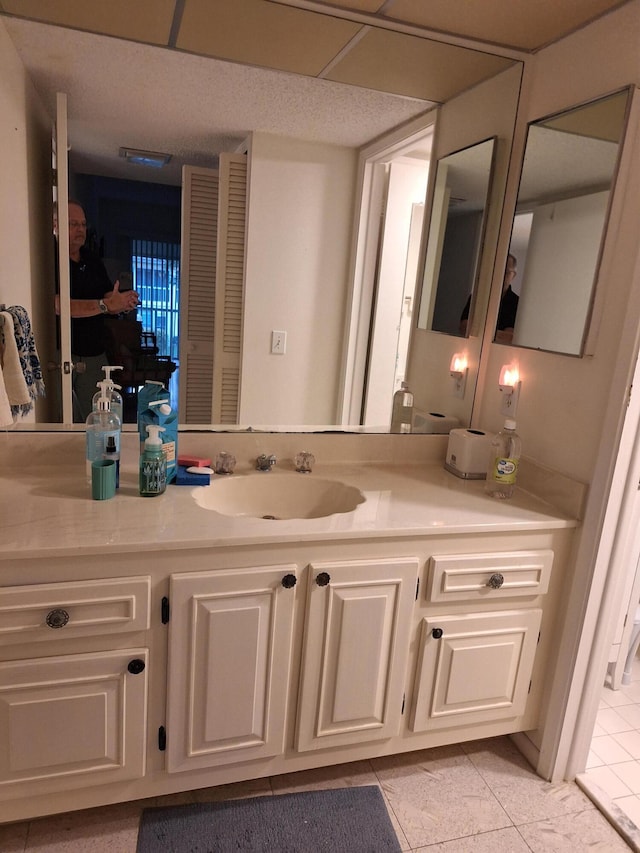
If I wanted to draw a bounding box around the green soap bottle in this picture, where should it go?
[139,424,167,497]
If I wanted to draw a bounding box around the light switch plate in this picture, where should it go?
[271,330,286,354]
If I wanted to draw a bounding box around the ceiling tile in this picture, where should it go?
[326,26,515,101]
[177,0,362,76]
[0,0,176,44]
[383,0,626,51]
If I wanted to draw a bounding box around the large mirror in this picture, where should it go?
[417,137,497,335]
[502,88,631,355]
[2,10,520,431]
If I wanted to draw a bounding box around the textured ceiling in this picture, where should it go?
[0,0,629,185]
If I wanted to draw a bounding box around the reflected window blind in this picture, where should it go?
[132,240,180,360]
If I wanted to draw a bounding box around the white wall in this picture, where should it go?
[475,1,640,484]
[514,192,609,353]
[0,19,55,421]
[240,133,357,425]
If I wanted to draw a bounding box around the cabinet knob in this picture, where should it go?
[127,659,146,675]
[281,573,297,589]
[315,572,331,587]
[487,572,505,589]
[431,628,444,639]
[46,608,70,629]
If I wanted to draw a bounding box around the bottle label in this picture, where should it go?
[141,459,167,494]
[492,456,519,485]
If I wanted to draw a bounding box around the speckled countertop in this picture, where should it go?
[1,432,578,559]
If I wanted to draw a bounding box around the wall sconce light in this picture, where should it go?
[498,363,521,416]
[450,353,468,398]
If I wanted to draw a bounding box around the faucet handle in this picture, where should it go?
[295,451,315,473]
[256,454,277,471]
[214,451,236,475]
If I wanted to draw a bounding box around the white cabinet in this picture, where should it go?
[296,557,418,752]
[166,564,298,773]
[0,530,571,823]
[0,649,148,798]
[410,549,553,733]
[411,609,541,731]
[0,576,150,801]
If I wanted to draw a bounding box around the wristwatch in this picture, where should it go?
[98,299,108,314]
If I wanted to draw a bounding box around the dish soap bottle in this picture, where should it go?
[391,382,414,433]
[85,386,121,482]
[485,418,521,499]
[139,425,167,497]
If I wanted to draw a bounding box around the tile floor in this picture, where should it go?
[581,654,640,840]
[0,735,631,852]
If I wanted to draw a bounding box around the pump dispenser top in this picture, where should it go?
[93,368,124,425]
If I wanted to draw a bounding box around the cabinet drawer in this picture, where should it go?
[0,576,151,645]
[426,551,553,603]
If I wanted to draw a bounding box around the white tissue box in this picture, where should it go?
[413,411,460,434]
[445,428,494,479]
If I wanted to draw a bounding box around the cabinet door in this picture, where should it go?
[166,565,297,773]
[296,558,418,753]
[410,609,542,732]
[0,649,148,799]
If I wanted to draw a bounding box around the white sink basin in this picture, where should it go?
[192,473,365,520]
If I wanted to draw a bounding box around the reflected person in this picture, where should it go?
[459,253,519,342]
[55,200,139,422]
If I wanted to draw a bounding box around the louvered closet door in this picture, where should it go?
[179,158,247,424]
[213,153,247,423]
[179,166,219,423]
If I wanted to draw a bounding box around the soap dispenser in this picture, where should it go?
[139,425,167,497]
[85,382,121,482]
[92,365,124,425]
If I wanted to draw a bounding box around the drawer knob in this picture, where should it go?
[316,572,331,587]
[281,573,297,589]
[46,608,70,629]
[128,659,146,675]
[431,627,444,639]
[487,572,505,589]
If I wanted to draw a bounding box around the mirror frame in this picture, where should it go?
[417,136,498,337]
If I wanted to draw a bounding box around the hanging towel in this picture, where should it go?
[0,312,30,417]
[6,306,45,413]
[0,363,13,427]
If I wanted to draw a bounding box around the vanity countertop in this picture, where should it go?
[1,456,578,560]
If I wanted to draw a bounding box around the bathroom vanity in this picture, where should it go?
[0,436,579,823]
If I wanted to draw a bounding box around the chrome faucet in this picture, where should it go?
[256,454,277,471]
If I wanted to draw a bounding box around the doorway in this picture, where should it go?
[340,118,434,427]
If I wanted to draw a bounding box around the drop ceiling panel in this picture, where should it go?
[0,0,176,44]
[384,0,627,51]
[327,27,515,101]
[177,0,362,76]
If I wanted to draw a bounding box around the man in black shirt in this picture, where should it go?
[57,201,139,421]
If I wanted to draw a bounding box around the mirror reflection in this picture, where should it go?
[502,88,630,355]
[417,137,497,336]
[2,13,520,431]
